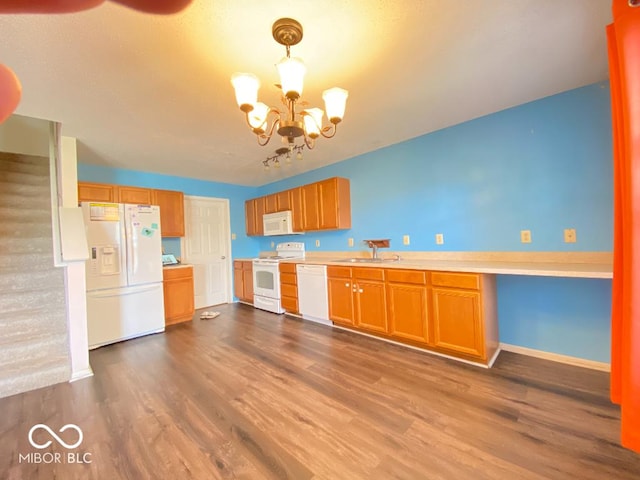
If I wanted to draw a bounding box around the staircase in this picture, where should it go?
[0,153,70,398]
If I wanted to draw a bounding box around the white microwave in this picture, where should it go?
[263,210,299,236]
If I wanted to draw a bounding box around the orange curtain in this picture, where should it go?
[608,0,640,453]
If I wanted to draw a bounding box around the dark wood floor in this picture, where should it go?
[1,303,639,479]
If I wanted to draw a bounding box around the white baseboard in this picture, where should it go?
[499,343,610,372]
[70,368,94,382]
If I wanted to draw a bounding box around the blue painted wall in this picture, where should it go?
[78,82,613,363]
[256,82,613,363]
[76,164,260,259]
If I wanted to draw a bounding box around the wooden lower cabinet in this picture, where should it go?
[327,266,498,365]
[163,266,195,326]
[430,272,498,362]
[279,263,298,314]
[386,269,430,344]
[233,260,254,304]
[353,268,387,333]
[327,266,387,331]
[327,272,354,326]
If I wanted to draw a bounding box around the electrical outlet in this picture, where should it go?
[403,235,410,245]
[564,228,577,243]
[435,233,444,245]
[231,233,236,240]
[520,230,532,243]
[348,238,354,247]
[315,239,320,247]
[271,241,275,248]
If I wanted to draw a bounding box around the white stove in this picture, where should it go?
[252,242,305,313]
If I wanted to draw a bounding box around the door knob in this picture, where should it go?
[221,256,226,259]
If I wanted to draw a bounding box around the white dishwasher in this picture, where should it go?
[296,264,331,326]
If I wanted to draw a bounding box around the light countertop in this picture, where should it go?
[278,251,613,279]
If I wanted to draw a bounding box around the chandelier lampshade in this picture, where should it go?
[231,73,260,112]
[277,57,306,100]
[303,108,324,138]
[231,17,348,159]
[323,87,349,124]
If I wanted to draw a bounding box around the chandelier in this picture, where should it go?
[231,18,349,152]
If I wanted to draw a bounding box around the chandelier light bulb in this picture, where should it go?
[296,150,303,161]
[274,158,281,169]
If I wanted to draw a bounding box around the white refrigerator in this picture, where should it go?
[81,202,165,349]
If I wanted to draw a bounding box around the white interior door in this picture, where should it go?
[182,196,231,309]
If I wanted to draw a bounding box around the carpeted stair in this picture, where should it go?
[0,153,70,398]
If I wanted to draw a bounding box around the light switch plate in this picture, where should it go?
[564,228,577,243]
[403,235,410,245]
[521,230,532,243]
[435,233,444,245]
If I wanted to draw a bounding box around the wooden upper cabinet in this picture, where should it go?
[289,187,304,232]
[275,190,292,212]
[245,197,265,236]
[152,189,185,237]
[318,177,351,230]
[301,183,320,231]
[245,200,257,236]
[78,182,118,203]
[264,194,278,214]
[118,186,153,204]
[244,177,350,236]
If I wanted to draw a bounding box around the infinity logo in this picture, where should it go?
[28,424,83,450]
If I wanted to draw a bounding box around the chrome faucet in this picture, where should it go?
[363,239,390,259]
[366,241,379,259]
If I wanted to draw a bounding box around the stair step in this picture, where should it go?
[0,221,53,242]
[1,191,51,209]
[0,268,65,293]
[0,206,52,224]
[0,180,51,198]
[0,153,49,171]
[0,316,67,348]
[0,287,66,315]
[0,252,56,272]
[0,332,68,371]
[0,307,67,341]
[0,169,50,188]
[0,356,70,399]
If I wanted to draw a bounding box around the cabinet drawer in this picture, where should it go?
[281,296,298,313]
[281,283,297,298]
[279,263,297,274]
[233,260,243,270]
[353,267,385,281]
[327,266,352,278]
[163,266,193,281]
[386,269,427,285]
[242,261,253,271]
[431,272,480,290]
[280,272,297,285]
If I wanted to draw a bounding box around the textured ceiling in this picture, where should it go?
[0,0,612,186]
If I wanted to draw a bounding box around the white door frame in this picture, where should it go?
[181,195,233,305]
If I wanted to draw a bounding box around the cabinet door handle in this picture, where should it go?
[345,282,350,287]
[359,288,363,293]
